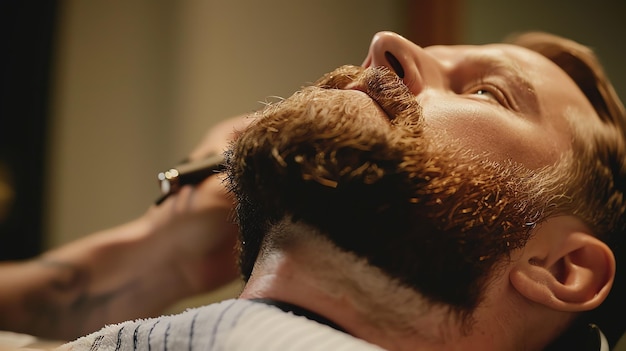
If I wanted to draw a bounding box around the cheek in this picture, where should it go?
[421,100,567,168]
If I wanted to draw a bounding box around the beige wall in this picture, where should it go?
[46,0,407,247]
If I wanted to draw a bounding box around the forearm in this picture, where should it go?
[0,115,249,341]
[0,218,192,341]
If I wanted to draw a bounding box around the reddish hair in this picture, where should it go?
[509,31,626,348]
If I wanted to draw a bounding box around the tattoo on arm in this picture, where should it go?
[24,258,138,339]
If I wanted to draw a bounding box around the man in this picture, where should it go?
[55,30,625,350]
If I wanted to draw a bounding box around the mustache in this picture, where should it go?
[314,65,422,124]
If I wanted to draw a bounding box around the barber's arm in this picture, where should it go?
[0,115,252,342]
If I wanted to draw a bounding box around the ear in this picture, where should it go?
[510,216,615,312]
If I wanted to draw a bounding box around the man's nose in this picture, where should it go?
[362,31,440,95]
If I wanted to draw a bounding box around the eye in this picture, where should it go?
[474,89,496,99]
[467,84,510,108]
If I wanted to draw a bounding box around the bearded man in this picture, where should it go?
[56,31,625,351]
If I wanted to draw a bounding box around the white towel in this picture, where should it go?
[55,299,386,351]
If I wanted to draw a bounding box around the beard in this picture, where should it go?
[225,65,575,315]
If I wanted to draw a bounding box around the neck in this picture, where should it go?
[238,225,517,351]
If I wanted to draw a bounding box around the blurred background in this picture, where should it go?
[1,0,625,309]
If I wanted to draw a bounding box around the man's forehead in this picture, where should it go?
[424,42,558,71]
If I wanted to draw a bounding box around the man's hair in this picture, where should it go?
[508,31,626,346]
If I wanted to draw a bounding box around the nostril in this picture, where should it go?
[384,51,405,79]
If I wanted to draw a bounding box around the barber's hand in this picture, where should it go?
[141,116,253,295]
[0,116,254,341]
[143,174,239,294]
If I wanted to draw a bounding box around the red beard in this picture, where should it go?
[227,65,574,316]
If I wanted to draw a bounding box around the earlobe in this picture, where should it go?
[510,228,615,312]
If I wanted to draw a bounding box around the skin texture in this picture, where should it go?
[363,32,582,168]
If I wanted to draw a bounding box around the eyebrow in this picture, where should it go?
[464,53,540,115]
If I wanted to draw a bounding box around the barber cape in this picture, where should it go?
[55,298,386,351]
